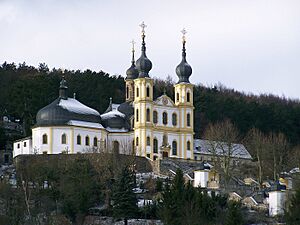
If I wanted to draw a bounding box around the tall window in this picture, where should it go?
[61,134,67,144]
[126,86,129,99]
[187,141,191,151]
[172,113,177,126]
[77,135,81,145]
[136,109,139,122]
[146,108,150,122]
[136,137,139,146]
[136,87,139,97]
[163,112,168,125]
[147,136,150,146]
[146,86,150,97]
[153,111,158,124]
[187,113,191,127]
[85,136,90,146]
[93,137,97,147]
[187,92,191,102]
[172,141,177,155]
[176,93,179,102]
[153,138,158,153]
[42,134,48,144]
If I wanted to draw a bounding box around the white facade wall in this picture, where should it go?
[107,132,134,154]
[194,170,209,188]
[269,191,286,217]
[13,138,32,157]
[153,106,179,128]
[32,126,106,155]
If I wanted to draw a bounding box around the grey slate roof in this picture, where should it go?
[194,139,252,160]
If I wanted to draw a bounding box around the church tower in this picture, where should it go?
[125,40,139,102]
[174,29,194,159]
[134,22,154,157]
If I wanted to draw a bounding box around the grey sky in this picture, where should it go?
[0,0,299,98]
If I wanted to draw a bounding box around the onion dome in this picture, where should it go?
[176,29,192,83]
[36,77,101,126]
[136,22,152,78]
[101,98,130,131]
[126,40,139,80]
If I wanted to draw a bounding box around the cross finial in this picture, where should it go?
[130,39,136,51]
[181,28,187,42]
[140,21,147,34]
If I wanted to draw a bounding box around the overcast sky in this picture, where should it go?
[0,0,299,98]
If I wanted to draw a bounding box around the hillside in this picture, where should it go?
[0,62,300,145]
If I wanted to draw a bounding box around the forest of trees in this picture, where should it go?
[1,61,300,145]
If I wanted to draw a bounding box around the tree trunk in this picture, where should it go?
[124,218,128,225]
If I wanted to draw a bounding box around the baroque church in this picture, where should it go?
[13,23,251,162]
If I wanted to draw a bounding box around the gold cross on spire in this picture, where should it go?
[140,21,147,34]
[181,28,187,42]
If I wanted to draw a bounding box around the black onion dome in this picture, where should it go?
[118,101,134,118]
[36,77,101,126]
[126,64,139,80]
[176,38,192,83]
[126,45,139,80]
[136,28,152,78]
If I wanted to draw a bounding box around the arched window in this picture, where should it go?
[153,111,158,124]
[172,113,177,126]
[93,137,98,147]
[176,93,179,102]
[163,112,168,125]
[172,141,177,155]
[136,87,139,97]
[77,135,81,145]
[147,136,150,146]
[146,108,150,122]
[146,86,150,97]
[61,134,67,144]
[136,137,139,146]
[187,92,191,102]
[187,141,191,151]
[126,86,129,99]
[136,109,139,122]
[153,138,158,153]
[187,113,191,127]
[113,141,119,154]
[85,136,90,146]
[42,134,48,144]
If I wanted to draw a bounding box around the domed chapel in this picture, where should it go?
[13,23,251,162]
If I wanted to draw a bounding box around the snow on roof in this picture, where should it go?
[289,167,300,174]
[112,104,120,111]
[105,127,128,133]
[59,98,100,116]
[67,120,103,129]
[101,109,125,120]
[194,139,252,159]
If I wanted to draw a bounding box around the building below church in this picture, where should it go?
[13,24,252,163]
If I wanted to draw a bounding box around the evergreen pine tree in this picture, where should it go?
[225,201,244,225]
[112,166,138,225]
[285,189,300,225]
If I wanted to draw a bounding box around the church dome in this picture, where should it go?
[126,41,139,80]
[101,99,130,131]
[136,22,152,78]
[36,78,101,126]
[176,30,192,83]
